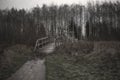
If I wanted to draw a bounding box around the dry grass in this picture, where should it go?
[46,41,120,80]
[0,44,34,80]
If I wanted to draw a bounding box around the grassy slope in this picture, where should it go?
[46,41,120,80]
[0,44,34,80]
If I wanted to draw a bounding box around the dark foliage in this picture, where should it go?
[0,1,120,45]
[0,8,46,45]
[86,1,120,41]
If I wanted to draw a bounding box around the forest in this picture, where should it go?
[0,1,120,80]
[0,1,120,45]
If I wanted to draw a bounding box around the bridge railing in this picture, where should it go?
[54,36,65,47]
[34,37,51,51]
[33,36,65,52]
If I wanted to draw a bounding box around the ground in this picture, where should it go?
[0,43,55,80]
[46,41,120,80]
[0,42,120,80]
[7,59,45,80]
[0,44,34,80]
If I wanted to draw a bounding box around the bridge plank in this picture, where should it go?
[7,43,55,80]
[7,59,45,80]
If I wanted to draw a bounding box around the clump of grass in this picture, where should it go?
[60,41,94,56]
[46,41,120,80]
[0,44,34,80]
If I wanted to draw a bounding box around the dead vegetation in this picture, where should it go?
[0,44,34,80]
[46,41,120,80]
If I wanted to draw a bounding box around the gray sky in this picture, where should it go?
[0,0,117,10]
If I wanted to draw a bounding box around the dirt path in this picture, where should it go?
[7,43,55,80]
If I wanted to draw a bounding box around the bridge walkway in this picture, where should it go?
[7,42,56,80]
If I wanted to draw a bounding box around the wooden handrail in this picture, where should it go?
[37,37,48,41]
[33,36,64,52]
[34,37,50,51]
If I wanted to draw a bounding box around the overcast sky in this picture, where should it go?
[0,0,118,10]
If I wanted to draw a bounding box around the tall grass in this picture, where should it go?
[0,44,34,80]
[46,41,120,80]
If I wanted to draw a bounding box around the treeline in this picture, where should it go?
[0,4,84,45]
[0,1,120,45]
[86,1,120,41]
[0,8,46,45]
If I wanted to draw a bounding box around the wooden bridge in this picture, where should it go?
[7,36,62,80]
[6,31,80,80]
